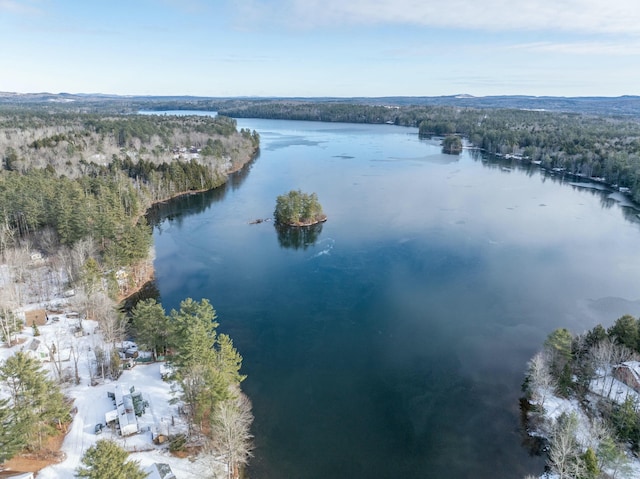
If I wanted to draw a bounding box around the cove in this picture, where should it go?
[150,115,640,478]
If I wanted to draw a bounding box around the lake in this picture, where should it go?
[149,115,640,478]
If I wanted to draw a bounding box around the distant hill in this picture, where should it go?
[332,95,640,117]
[1,92,640,117]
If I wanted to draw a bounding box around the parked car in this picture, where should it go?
[94,423,103,435]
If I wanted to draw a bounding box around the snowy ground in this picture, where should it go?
[530,373,640,478]
[0,308,222,478]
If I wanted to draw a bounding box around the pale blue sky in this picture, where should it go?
[1,0,639,97]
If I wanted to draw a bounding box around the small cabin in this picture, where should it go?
[25,309,47,327]
[613,361,640,393]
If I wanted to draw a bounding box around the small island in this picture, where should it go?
[274,190,327,226]
[442,134,463,154]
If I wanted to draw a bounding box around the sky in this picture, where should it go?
[1,0,639,97]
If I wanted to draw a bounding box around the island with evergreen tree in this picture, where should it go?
[442,135,463,154]
[274,190,327,226]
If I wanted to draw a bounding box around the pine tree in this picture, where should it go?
[170,298,218,362]
[75,439,147,479]
[131,298,170,360]
[0,397,25,462]
[215,334,246,386]
[110,348,122,380]
[0,351,71,450]
[168,298,245,432]
[581,447,599,479]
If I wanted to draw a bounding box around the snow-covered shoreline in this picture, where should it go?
[526,366,640,478]
[1,309,225,478]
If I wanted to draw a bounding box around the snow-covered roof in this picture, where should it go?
[145,463,176,479]
[619,360,640,376]
[112,383,139,435]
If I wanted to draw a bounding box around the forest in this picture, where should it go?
[0,110,259,283]
[5,97,640,204]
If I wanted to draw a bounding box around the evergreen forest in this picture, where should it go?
[0,110,259,292]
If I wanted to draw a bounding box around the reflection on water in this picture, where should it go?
[151,116,640,479]
[146,154,258,229]
[275,223,324,250]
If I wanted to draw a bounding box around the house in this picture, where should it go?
[23,338,49,361]
[612,361,640,393]
[145,463,176,479]
[105,383,139,436]
[29,252,44,265]
[24,308,47,327]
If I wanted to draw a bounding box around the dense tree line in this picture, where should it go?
[417,108,640,197]
[0,110,259,177]
[0,168,150,267]
[216,100,407,124]
[0,110,259,285]
[523,315,640,478]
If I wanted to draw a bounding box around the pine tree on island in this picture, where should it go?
[274,190,327,226]
[442,135,463,154]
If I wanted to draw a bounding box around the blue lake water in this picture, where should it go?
[150,116,640,478]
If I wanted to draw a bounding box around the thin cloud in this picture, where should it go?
[233,0,640,35]
[508,41,640,56]
[0,0,43,15]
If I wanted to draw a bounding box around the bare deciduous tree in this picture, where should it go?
[44,325,66,382]
[0,301,21,346]
[70,238,97,285]
[548,413,583,479]
[208,392,254,479]
[589,338,637,397]
[69,337,82,385]
[0,218,16,260]
[526,351,556,408]
[93,292,125,347]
